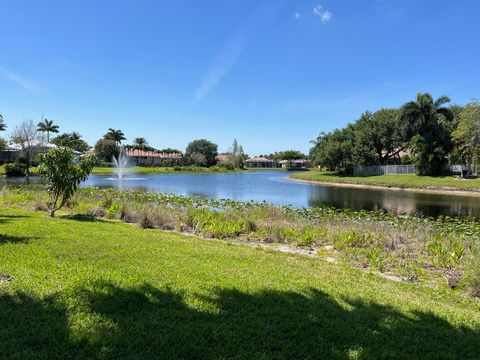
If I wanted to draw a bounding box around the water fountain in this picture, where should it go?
[112,146,129,179]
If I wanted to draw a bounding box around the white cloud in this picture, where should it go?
[0,65,46,94]
[313,5,332,24]
[194,33,245,101]
[293,11,301,19]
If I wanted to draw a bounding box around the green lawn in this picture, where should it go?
[1,207,479,358]
[291,170,480,192]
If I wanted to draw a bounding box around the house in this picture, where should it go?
[279,159,310,169]
[0,146,19,164]
[126,149,183,166]
[0,140,56,164]
[215,154,231,163]
[244,157,277,168]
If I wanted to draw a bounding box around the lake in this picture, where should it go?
[79,171,480,219]
[5,171,480,218]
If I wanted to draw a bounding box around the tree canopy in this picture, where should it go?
[0,114,6,131]
[95,139,119,162]
[104,128,126,144]
[40,147,96,217]
[310,93,461,175]
[185,139,218,167]
[452,100,480,175]
[275,150,305,161]
[51,132,89,152]
[399,93,454,176]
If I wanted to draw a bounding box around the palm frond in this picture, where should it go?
[434,96,451,108]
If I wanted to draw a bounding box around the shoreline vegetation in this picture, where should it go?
[2,205,479,358]
[2,185,480,297]
[290,170,480,194]
[0,164,289,176]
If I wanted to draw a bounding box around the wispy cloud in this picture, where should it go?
[194,33,246,101]
[293,11,301,20]
[313,5,332,23]
[0,65,46,94]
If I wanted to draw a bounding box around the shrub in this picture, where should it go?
[138,208,156,229]
[39,148,96,217]
[4,163,26,177]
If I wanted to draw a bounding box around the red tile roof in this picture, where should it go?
[126,149,183,158]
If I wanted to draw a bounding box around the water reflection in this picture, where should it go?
[3,171,480,219]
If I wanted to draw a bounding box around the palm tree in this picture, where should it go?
[0,114,6,131]
[104,128,126,145]
[400,93,454,175]
[133,137,148,147]
[37,119,59,143]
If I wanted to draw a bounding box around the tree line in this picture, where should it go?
[310,93,480,176]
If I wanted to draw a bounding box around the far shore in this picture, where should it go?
[290,175,480,198]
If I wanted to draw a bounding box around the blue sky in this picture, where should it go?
[0,0,479,155]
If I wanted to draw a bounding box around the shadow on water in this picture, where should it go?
[1,280,478,359]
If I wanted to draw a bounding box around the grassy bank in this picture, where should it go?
[291,170,480,192]
[1,165,288,176]
[91,166,288,175]
[1,206,479,358]
[91,165,236,175]
[2,186,480,294]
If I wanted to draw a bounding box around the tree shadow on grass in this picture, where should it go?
[0,214,29,224]
[0,233,32,245]
[1,280,479,359]
[60,214,108,223]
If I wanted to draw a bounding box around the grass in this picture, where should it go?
[0,164,288,176]
[91,165,235,175]
[2,185,480,292]
[291,170,480,192]
[1,206,480,359]
[91,166,288,175]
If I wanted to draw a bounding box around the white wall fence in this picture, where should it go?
[353,164,469,176]
[353,165,415,176]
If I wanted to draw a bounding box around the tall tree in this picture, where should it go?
[227,138,246,170]
[133,137,148,147]
[95,139,119,162]
[400,93,454,176]
[275,150,305,161]
[452,100,480,175]
[37,119,59,143]
[354,108,405,165]
[0,113,6,131]
[104,128,126,145]
[185,139,218,167]
[11,120,42,175]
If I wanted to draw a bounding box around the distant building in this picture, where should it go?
[125,149,183,166]
[279,159,310,169]
[216,154,231,163]
[244,157,277,168]
[0,140,56,164]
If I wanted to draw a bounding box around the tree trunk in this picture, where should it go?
[49,210,56,218]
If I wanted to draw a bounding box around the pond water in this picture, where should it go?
[5,171,480,219]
